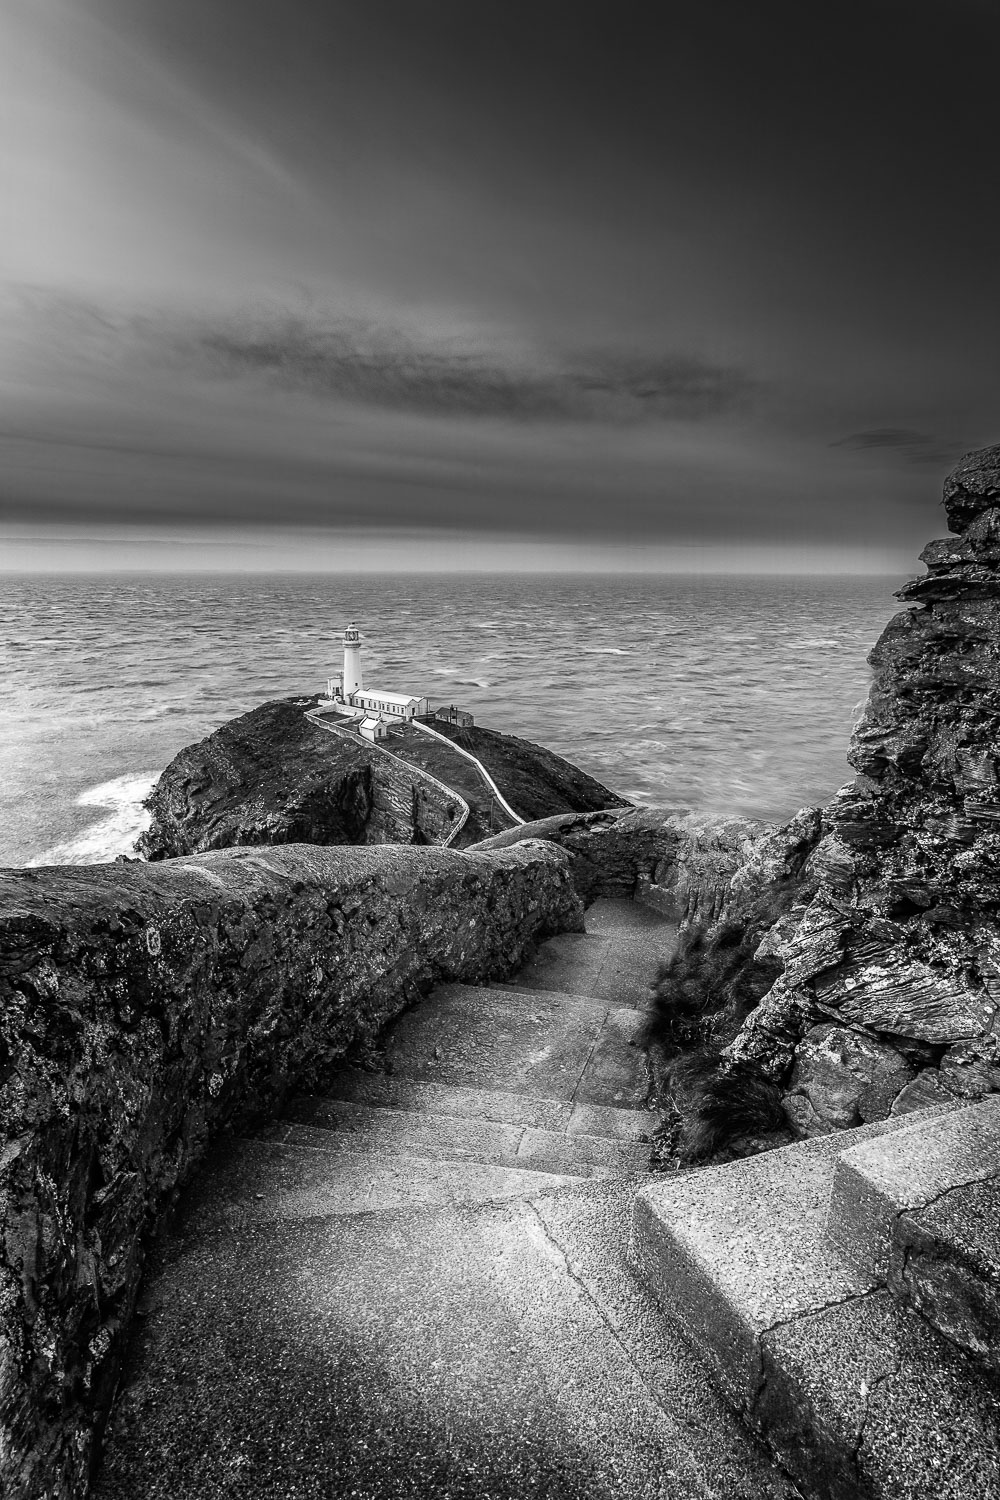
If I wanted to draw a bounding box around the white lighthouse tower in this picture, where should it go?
[342,622,363,699]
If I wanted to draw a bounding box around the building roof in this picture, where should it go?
[353,689,424,707]
[359,715,383,730]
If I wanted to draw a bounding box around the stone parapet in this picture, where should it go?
[0,838,580,1499]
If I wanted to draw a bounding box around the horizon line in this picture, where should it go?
[0,525,920,577]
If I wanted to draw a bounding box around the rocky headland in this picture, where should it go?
[138,699,627,859]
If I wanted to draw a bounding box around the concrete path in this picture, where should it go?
[94,899,793,1500]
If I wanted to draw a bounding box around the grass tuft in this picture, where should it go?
[644,879,808,1164]
[662,1049,787,1161]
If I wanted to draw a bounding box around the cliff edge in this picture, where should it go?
[727,445,1000,1132]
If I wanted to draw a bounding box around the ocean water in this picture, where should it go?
[0,572,906,868]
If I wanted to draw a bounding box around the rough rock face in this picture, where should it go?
[731,447,1000,1132]
[0,840,580,1500]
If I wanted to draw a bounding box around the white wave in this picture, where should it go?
[583,647,630,655]
[28,773,158,867]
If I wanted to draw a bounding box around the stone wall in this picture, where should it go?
[0,839,581,1499]
[472,805,784,916]
[731,447,1000,1133]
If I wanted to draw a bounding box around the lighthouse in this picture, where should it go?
[342,622,363,698]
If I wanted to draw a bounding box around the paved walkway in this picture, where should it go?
[94,900,792,1500]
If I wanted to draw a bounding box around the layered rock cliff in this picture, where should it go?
[729,446,1000,1132]
[0,839,580,1500]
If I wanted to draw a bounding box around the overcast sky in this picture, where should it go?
[2,0,999,570]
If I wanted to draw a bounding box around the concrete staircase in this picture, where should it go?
[633,1098,1000,1500]
[255,894,670,1207]
[92,889,1000,1500]
[93,897,798,1500]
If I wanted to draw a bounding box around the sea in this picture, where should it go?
[0,572,907,869]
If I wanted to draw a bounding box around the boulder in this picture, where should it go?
[784,1024,915,1136]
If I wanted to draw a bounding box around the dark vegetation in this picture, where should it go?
[643,881,808,1163]
[656,1049,789,1163]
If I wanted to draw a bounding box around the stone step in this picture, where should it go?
[277,1119,612,1180]
[630,1110,1000,1499]
[95,1178,793,1500]
[890,1174,1000,1374]
[753,1286,1000,1500]
[509,931,612,996]
[174,1134,596,1226]
[825,1094,1000,1280]
[631,1116,918,1412]
[583,895,676,934]
[276,1101,651,1175]
[457,980,614,1019]
[824,1095,1000,1373]
[383,983,648,1108]
[509,926,673,1010]
[311,1067,655,1139]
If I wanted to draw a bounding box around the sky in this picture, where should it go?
[2,0,999,572]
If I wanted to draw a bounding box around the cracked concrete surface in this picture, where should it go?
[633,1106,1000,1499]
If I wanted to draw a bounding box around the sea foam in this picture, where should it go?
[28,775,157,867]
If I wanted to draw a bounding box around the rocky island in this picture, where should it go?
[3,449,1000,1500]
[138,698,629,858]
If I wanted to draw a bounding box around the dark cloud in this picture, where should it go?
[831,429,967,467]
[186,313,753,424]
[7,1,1000,561]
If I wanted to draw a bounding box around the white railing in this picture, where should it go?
[408,717,524,825]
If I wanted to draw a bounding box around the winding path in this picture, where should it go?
[305,706,473,847]
[406,716,525,825]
